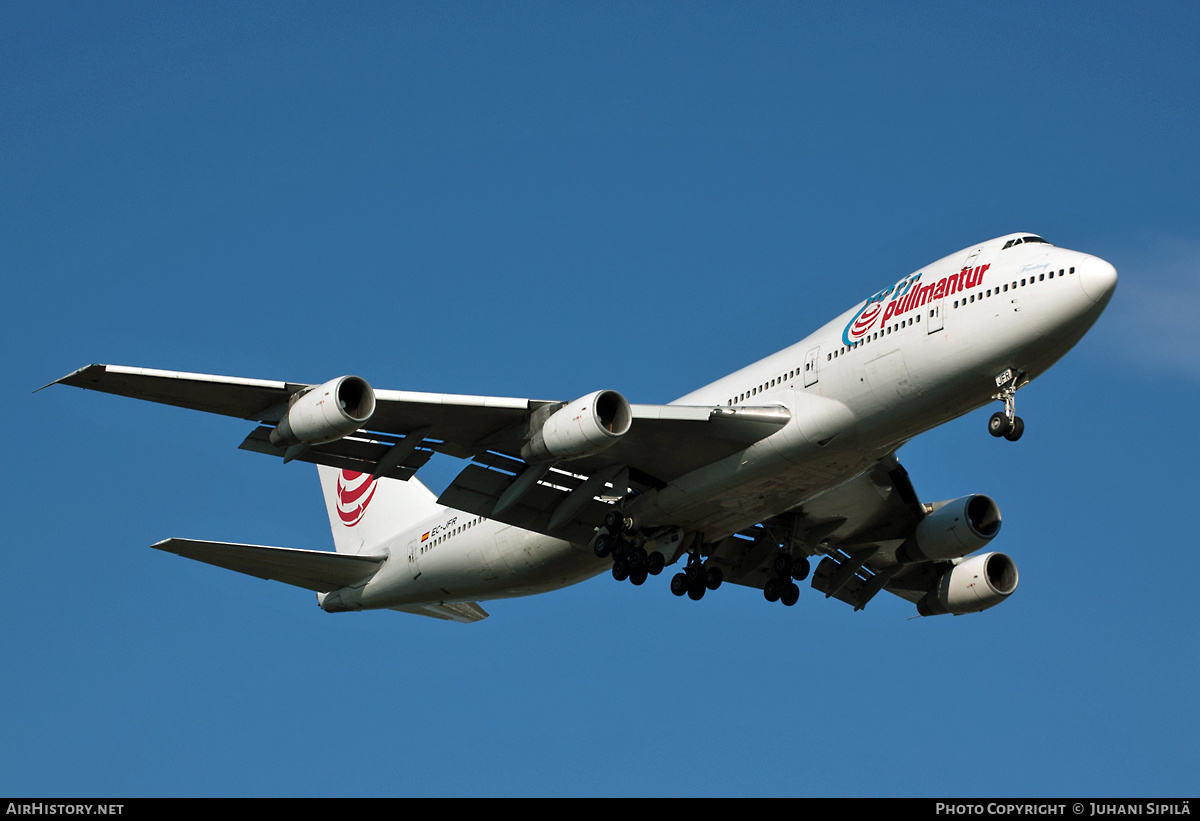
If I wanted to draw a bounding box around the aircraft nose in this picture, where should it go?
[1078,255,1118,304]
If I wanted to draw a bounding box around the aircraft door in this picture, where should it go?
[926,301,944,333]
[407,539,421,579]
[493,526,524,573]
[803,346,820,387]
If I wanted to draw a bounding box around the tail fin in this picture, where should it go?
[317,465,440,555]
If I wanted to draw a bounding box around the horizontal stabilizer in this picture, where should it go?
[152,538,385,592]
[391,601,490,623]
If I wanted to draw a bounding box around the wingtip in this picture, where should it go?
[33,364,106,394]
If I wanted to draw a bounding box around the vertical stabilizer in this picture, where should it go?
[317,465,440,555]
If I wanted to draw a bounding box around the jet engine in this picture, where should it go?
[901,494,1002,562]
[269,375,376,447]
[521,390,632,462]
[916,552,1019,616]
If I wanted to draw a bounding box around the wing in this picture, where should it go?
[50,365,791,541]
[705,452,975,612]
[50,364,548,482]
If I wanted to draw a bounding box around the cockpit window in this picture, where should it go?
[1002,235,1051,249]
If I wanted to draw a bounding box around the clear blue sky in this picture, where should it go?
[4,1,1197,797]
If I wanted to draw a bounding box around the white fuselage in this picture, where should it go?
[342,234,1117,611]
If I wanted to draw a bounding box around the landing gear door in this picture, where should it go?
[803,346,821,387]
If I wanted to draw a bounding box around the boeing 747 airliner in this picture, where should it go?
[50,232,1117,621]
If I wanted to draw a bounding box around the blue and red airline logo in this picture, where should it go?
[842,264,990,345]
[335,469,377,527]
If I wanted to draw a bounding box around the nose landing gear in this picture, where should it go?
[989,369,1028,442]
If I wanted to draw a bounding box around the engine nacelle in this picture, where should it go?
[917,552,1019,616]
[903,494,1002,562]
[269,375,376,447]
[521,390,632,462]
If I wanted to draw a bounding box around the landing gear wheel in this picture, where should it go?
[627,547,647,572]
[604,509,625,535]
[988,411,1012,437]
[611,540,629,562]
[594,533,614,559]
[764,578,781,603]
[687,578,707,601]
[612,560,629,582]
[629,568,648,586]
[772,553,793,577]
[706,566,724,590]
[646,552,665,576]
[1004,416,1025,442]
[791,556,811,582]
[670,573,689,597]
[780,582,800,607]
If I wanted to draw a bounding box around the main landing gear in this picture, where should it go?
[988,368,1028,442]
[669,544,722,601]
[596,512,722,602]
[594,511,813,609]
[594,510,664,587]
[762,552,810,607]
